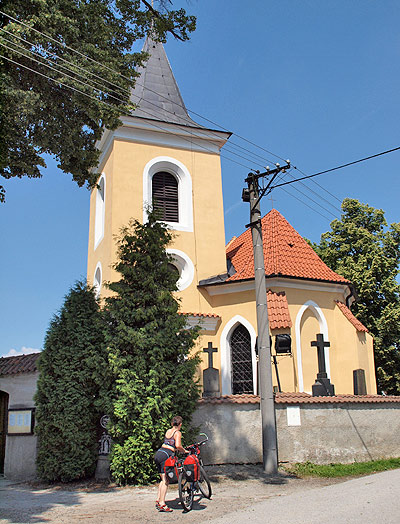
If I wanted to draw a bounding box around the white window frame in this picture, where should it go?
[94,174,106,249]
[143,156,193,232]
[166,249,194,291]
[220,315,257,395]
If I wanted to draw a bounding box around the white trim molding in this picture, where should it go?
[93,262,102,298]
[96,116,231,169]
[94,174,106,250]
[185,315,220,333]
[295,300,330,393]
[167,249,195,291]
[220,315,257,396]
[143,156,193,232]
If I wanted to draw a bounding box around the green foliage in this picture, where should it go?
[313,198,400,394]
[0,1,196,202]
[285,458,400,478]
[34,281,109,482]
[104,211,200,485]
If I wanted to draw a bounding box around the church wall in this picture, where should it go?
[88,136,228,314]
[87,144,115,299]
[194,399,400,465]
[197,281,376,395]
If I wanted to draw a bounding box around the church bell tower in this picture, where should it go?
[87,37,230,315]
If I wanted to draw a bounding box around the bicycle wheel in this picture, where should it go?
[197,465,212,499]
[178,471,194,511]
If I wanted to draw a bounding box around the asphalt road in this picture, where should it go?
[207,468,400,524]
[1,466,399,523]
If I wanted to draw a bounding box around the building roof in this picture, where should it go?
[335,301,368,332]
[0,353,40,376]
[226,209,350,285]
[267,290,292,329]
[129,37,201,128]
[199,392,400,404]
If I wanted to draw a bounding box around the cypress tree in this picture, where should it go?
[105,212,200,485]
[35,282,108,482]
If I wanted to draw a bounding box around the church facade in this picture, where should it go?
[87,38,376,396]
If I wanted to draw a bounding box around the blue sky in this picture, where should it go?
[1,0,399,357]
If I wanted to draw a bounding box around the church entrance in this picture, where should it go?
[231,325,253,394]
[0,391,8,474]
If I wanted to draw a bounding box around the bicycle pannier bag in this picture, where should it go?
[183,454,200,481]
[164,456,179,484]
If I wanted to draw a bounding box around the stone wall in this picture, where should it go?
[193,394,400,465]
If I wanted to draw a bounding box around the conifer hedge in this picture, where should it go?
[35,282,109,482]
[105,212,200,485]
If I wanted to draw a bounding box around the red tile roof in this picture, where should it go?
[267,290,292,329]
[335,301,368,332]
[226,209,349,285]
[198,392,400,404]
[0,353,40,376]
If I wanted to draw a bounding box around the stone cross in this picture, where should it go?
[311,333,330,376]
[202,342,220,397]
[203,342,217,369]
[310,333,335,396]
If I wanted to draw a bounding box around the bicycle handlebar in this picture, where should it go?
[186,433,209,450]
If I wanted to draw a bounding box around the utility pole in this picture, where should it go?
[242,161,290,474]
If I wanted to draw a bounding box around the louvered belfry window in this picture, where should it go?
[152,171,179,222]
[231,325,253,394]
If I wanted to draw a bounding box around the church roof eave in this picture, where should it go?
[198,274,351,297]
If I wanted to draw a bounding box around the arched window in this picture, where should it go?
[231,324,253,394]
[94,175,105,248]
[94,263,102,298]
[152,171,179,223]
[143,156,193,232]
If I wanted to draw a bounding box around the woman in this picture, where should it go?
[154,415,187,512]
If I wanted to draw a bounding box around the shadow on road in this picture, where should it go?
[206,463,297,485]
[0,480,119,523]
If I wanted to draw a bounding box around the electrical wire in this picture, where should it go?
[271,147,400,190]
[1,50,345,221]
[1,9,352,217]
[0,48,344,218]
[1,9,343,206]
[0,52,255,172]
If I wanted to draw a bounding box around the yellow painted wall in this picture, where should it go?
[88,136,227,309]
[87,127,377,396]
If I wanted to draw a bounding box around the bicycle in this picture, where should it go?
[178,433,212,512]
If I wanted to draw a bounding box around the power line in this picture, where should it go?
[1,23,273,168]
[271,147,400,190]
[1,9,347,212]
[0,50,342,217]
[0,9,284,163]
[0,52,255,172]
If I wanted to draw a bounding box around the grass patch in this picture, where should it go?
[284,457,400,478]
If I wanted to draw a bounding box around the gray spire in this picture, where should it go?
[130,37,201,128]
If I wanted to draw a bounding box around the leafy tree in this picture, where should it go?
[312,198,400,394]
[35,281,109,482]
[104,211,200,485]
[0,1,196,202]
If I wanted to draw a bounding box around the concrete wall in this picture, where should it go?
[193,400,400,465]
[0,372,38,480]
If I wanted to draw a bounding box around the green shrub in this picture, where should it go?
[35,282,108,482]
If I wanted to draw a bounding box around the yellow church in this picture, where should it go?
[87,37,376,397]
